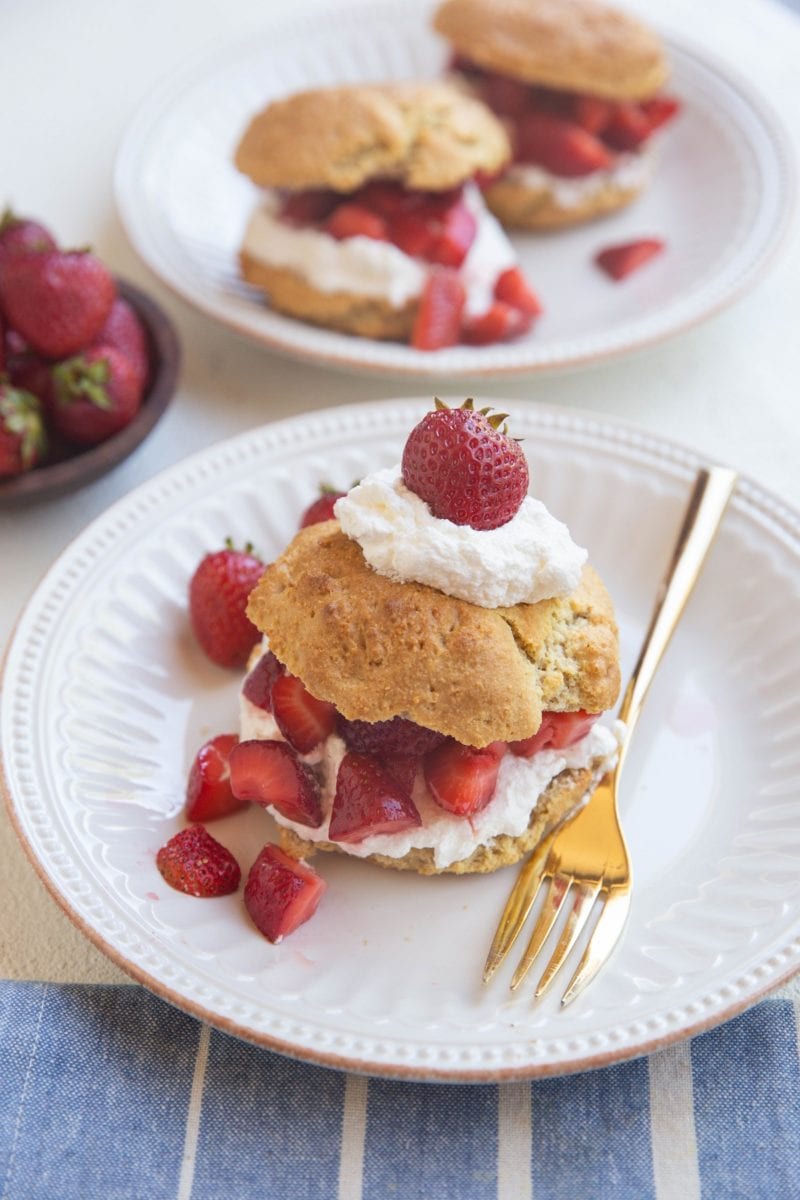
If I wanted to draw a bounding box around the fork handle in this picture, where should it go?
[616,466,738,771]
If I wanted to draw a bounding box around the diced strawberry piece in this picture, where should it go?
[428,201,477,269]
[640,95,681,132]
[228,739,323,828]
[389,210,437,259]
[337,715,446,757]
[462,302,531,346]
[328,752,422,843]
[474,168,504,191]
[510,710,599,757]
[382,755,420,800]
[355,181,421,218]
[494,266,543,317]
[411,270,466,351]
[244,844,326,943]
[271,674,337,753]
[424,740,504,816]
[481,71,533,118]
[280,190,340,226]
[326,204,388,242]
[156,826,241,897]
[570,94,613,135]
[516,111,612,177]
[595,238,665,281]
[185,734,247,822]
[242,650,285,712]
[602,102,652,151]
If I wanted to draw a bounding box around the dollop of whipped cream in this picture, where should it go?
[334,465,587,608]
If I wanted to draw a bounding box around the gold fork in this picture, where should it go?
[483,465,738,1007]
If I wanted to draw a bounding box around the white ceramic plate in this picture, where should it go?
[4,399,800,1080]
[114,0,794,378]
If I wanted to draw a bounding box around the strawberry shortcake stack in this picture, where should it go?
[234,83,543,349]
[435,0,680,229]
[229,402,621,876]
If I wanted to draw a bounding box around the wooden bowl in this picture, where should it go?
[0,280,180,505]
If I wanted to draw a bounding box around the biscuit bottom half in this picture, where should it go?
[276,759,601,877]
[484,174,645,230]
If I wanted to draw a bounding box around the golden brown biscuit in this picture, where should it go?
[239,252,417,340]
[235,82,510,193]
[246,521,620,748]
[434,0,668,101]
[484,171,645,229]
[278,759,598,875]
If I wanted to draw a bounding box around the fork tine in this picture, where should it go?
[533,880,601,1000]
[560,888,631,1008]
[510,873,571,992]
[482,834,555,983]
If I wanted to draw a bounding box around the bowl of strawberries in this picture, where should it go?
[0,209,180,504]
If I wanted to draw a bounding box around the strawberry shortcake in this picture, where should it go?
[234,83,543,349]
[434,0,680,229]
[229,402,621,876]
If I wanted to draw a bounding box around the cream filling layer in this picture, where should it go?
[501,146,655,209]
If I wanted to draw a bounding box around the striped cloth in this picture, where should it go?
[1,983,798,1199]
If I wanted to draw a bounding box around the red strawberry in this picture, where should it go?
[299,486,346,529]
[389,209,438,259]
[242,650,285,712]
[280,189,340,226]
[481,71,533,118]
[494,267,543,317]
[516,111,612,176]
[328,752,422,843]
[6,351,54,414]
[641,95,681,133]
[0,249,116,359]
[603,102,652,151]
[355,181,422,218]
[50,346,142,446]
[271,673,336,754]
[244,845,326,942]
[570,95,613,135]
[90,297,149,388]
[0,209,56,274]
[0,315,5,374]
[185,734,247,822]
[0,384,47,477]
[156,826,241,897]
[509,710,599,757]
[382,755,420,799]
[326,204,388,242]
[424,740,505,816]
[402,398,529,529]
[410,270,465,351]
[462,302,532,345]
[229,739,323,827]
[337,714,446,758]
[188,541,265,669]
[595,238,665,281]
[427,200,477,269]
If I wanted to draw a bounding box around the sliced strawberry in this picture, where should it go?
[382,755,420,800]
[185,734,247,822]
[428,201,477,269]
[570,94,613,135]
[640,95,681,133]
[516,111,612,177]
[328,752,422,843]
[603,102,653,151]
[156,826,241,897]
[509,710,599,757]
[271,674,337,753]
[389,210,437,259]
[337,715,446,758]
[228,739,323,828]
[355,181,421,218]
[242,650,285,712]
[326,204,388,242]
[494,267,543,317]
[244,845,326,943]
[481,72,533,118]
[411,270,466,351]
[462,302,531,345]
[595,238,665,281]
[280,189,340,226]
[424,740,504,816]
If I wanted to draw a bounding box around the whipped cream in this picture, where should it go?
[502,147,655,210]
[334,465,586,608]
[241,183,515,317]
[240,695,618,870]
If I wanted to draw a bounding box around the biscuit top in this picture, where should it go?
[434,0,669,101]
[234,81,510,192]
[246,522,620,748]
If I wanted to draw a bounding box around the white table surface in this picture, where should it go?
[1,0,799,986]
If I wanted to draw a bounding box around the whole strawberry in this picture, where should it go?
[91,296,149,387]
[7,351,54,415]
[0,248,116,359]
[156,825,241,897]
[299,485,347,529]
[0,208,56,275]
[401,398,529,529]
[189,541,265,669]
[0,384,47,477]
[51,346,142,446]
